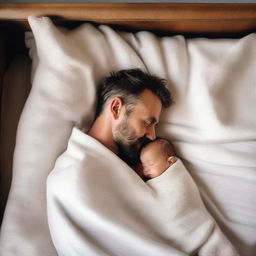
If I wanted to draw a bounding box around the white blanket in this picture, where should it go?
[47,126,238,256]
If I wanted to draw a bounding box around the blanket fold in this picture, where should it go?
[47,127,238,256]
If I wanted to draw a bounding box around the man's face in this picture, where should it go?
[113,89,162,166]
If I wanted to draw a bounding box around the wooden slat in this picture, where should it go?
[0,3,256,21]
[0,3,256,35]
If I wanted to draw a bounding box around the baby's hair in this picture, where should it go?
[143,137,175,159]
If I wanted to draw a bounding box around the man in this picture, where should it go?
[88,68,172,166]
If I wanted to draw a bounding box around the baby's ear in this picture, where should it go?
[167,156,176,165]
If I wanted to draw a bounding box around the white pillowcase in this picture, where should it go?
[0,16,147,255]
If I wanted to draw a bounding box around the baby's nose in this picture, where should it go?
[143,166,149,173]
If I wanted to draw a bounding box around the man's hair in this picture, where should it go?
[143,138,175,159]
[96,68,173,116]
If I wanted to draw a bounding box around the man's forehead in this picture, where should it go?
[136,103,161,122]
[138,97,162,118]
[139,89,162,105]
[133,100,160,117]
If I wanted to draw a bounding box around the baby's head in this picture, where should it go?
[139,138,176,179]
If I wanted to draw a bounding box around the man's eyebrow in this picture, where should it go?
[147,117,158,124]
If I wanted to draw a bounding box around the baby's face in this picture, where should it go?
[140,143,171,179]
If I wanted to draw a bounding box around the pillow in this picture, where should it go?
[0,16,255,256]
[0,16,146,255]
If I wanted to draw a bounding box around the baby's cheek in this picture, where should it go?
[151,168,162,177]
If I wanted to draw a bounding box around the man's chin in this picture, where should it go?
[115,137,151,166]
[116,143,140,167]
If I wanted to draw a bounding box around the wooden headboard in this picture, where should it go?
[1,3,256,35]
[1,3,256,62]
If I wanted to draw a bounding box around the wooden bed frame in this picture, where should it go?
[1,3,256,33]
[0,2,256,224]
[0,3,256,60]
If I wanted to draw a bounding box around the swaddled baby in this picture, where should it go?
[136,138,239,255]
[136,138,177,180]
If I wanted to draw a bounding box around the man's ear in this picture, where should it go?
[110,97,124,120]
[167,156,176,165]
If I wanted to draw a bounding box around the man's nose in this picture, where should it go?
[146,126,156,140]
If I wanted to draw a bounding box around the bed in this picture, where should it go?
[0,3,256,256]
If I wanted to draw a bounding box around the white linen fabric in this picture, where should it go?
[0,16,145,256]
[0,15,255,256]
[47,126,238,256]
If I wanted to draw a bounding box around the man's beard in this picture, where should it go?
[113,116,151,167]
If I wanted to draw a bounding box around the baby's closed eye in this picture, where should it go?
[142,162,154,167]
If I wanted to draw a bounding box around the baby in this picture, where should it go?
[137,138,177,180]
